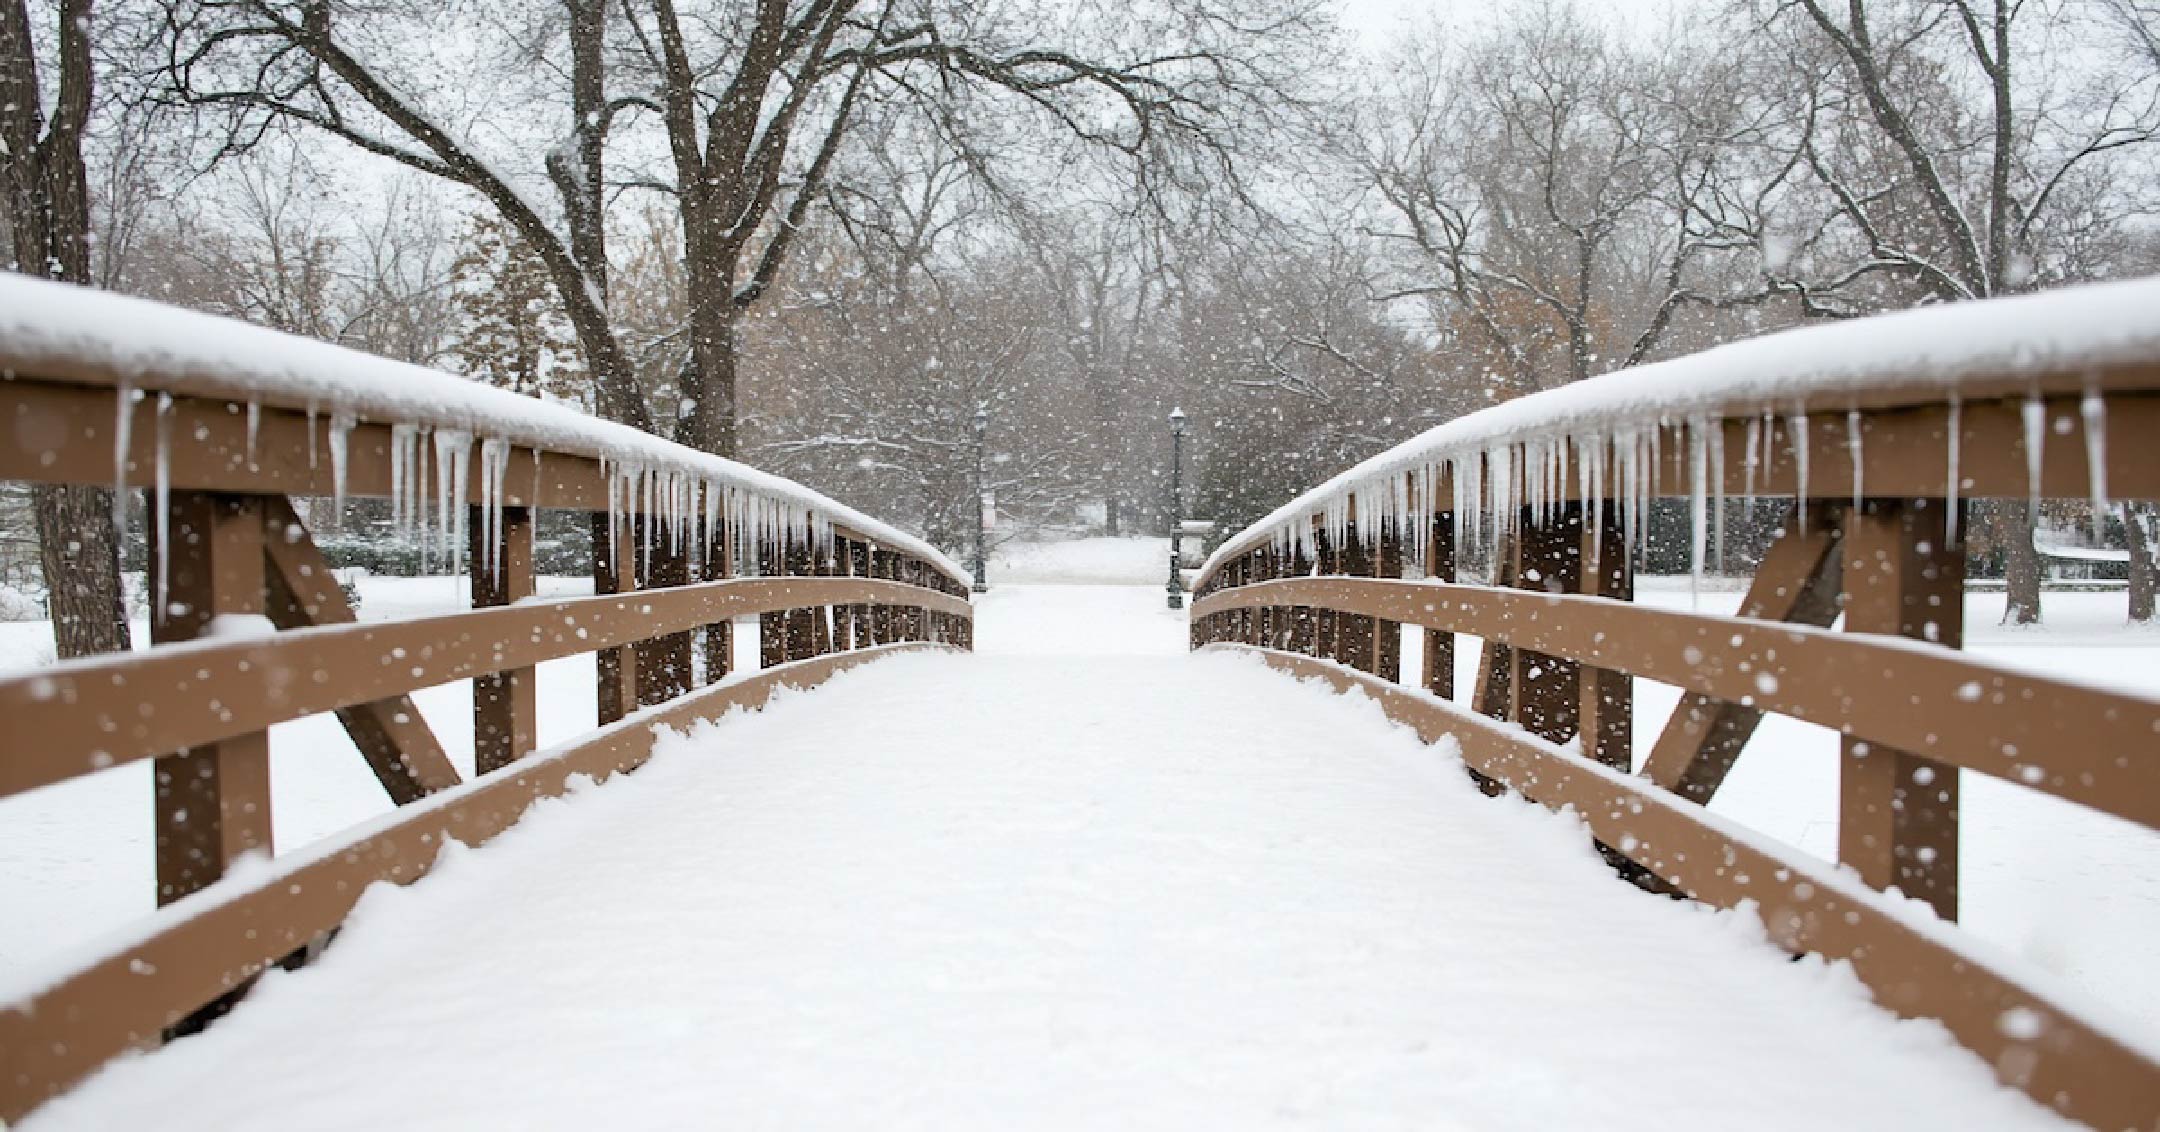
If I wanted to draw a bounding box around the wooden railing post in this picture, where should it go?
[1425,507,1455,699]
[1510,503,1583,744]
[152,492,273,905]
[847,539,872,650]
[1313,524,1340,663]
[1472,530,1518,720]
[1375,519,1403,682]
[262,497,459,803]
[701,516,733,685]
[1338,519,1375,671]
[1287,546,1316,655]
[471,505,537,773]
[783,533,818,660]
[1641,502,1846,801]
[594,512,637,723]
[1577,501,1632,771]
[1839,497,1963,921]
[635,515,694,707]
[810,540,836,656]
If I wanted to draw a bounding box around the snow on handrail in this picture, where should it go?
[0,274,967,584]
[1200,276,2160,584]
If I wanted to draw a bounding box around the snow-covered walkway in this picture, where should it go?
[27,579,2067,1130]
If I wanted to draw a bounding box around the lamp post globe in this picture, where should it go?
[971,406,990,593]
[1167,408,1187,610]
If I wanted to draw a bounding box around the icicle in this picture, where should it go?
[433,430,472,577]
[1945,397,1963,547]
[388,425,411,540]
[306,403,318,468]
[154,393,174,622]
[1708,417,1726,576]
[1742,414,1761,519]
[2081,390,2109,540]
[479,439,511,579]
[2022,395,2046,522]
[244,402,261,470]
[1846,409,1864,511]
[111,385,135,537]
[1790,412,1811,529]
[1689,419,1707,609]
[327,410,356,530]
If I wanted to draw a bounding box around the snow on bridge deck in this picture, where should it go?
[27,573,2065,1130]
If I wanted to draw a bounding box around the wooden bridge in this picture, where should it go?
[2,275,2158,1129]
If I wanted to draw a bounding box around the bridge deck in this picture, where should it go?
[28,583,2065,1130]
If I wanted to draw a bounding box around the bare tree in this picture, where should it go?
[1357,7,1775,395]
[1770,0,2160,620]
[3,0,133,659]
[161,0,655,427]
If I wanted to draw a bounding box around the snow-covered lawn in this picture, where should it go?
[2,537,2155,1123]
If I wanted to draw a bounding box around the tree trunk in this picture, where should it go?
[34,484,132,658]
[1998,498,2043,624]
[5,0,130,659]
[678,297,741,459]
[2127,502,2155,623]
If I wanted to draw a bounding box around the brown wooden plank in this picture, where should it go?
[701,516,733,685]
[1187,393,2160,593]
[1577,503,1632,772]
[261,497,461,803]
[1223,645,2158,1132]
[1641,502,1847,800]
[0,577,973,801]
[1189,576,2160,830]
[593,512,637,724]
[1471,531,1518,721]
[1839,498,1964,921]
[0,644,943,1127]
[635,517,694,707]
[1374,523,1403,682]
[151,493,272,906]
[471,505,538,775]
[1424,510,1455,699]
[0,379,975,592]
[1510,505,1582,744]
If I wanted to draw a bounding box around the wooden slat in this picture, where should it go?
[1191,577,2160,829]
[471,505,538,776]
[1221,645,2160,1132]
[1510,505,1582,744]
[1577,503,1632,772]
[1839,498,1964,922]
[1640,503,1846,800]
[0,577,974,801]
[151,493,272,905]
[262,497,461,802]
[0,378,975,591]
[1189,393,2160,593]
[0,644,942,1126]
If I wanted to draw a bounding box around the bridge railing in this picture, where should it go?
[0,275,972,1121]
[1189,277,2160,1130]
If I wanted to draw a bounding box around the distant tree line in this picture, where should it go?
[5,0,2160,655]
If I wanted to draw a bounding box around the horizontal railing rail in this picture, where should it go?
[1188,278,2160,1131]
[0,276,973,1122]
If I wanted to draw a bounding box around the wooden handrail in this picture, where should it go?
[1189,283,2160,1128]
[0,284,976,1124]
[1193,576,2160,829]
[0,646,937,1122]
[0,577,973,801]
[1232,649,2160,1132]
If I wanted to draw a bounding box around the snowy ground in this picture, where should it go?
[2,537,2155,1128]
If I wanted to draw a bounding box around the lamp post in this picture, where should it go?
[1167,407,1186,610]
[971,405,989,593]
